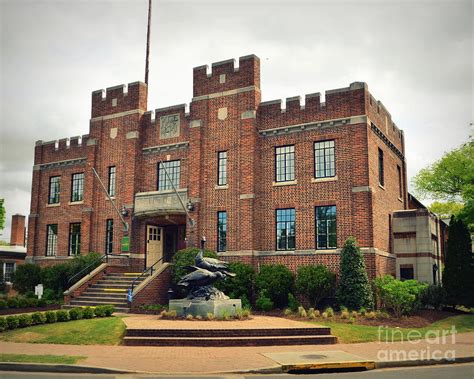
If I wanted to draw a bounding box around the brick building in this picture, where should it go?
[27,54,441,306]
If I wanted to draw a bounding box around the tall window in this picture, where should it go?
[48,176,60,204]
[46,224,58,256]
[217,211,227,252]
[276,208,296,250]
[105,219,114,254]
[378,148,384,187]
[2,262,15,283]
[275,145,295,182]
[68,223,81,256]
[314,140,335,178]
[157,160,180,191]
[71,173,84,202]
[397,165,402,198]
[108,166,116,197]
[217,151,227,186]
[316,206,337,249]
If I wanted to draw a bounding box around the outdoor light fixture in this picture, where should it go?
[186,199,195,212]
[121,205,129,217]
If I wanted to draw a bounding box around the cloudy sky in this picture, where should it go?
[0,0,472,241]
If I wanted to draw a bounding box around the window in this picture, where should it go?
[217,211,227,252]
[68,223,81,256]
[397,165,402,198]
[314,140,335,178]
[276,208,296,250]
[71,173,84,202]
[105,219,113,254]
[400,266,414,281]
[275,145,295,182]
[217,151,227,186]
[157,160,180,191]
[48,176,60,204]
[108,166,116,197]
[378,148,384,187]
[3,262,15,283]
[316,206,337,249]
[46,224,58,256]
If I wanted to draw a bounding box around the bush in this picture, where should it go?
[31,312,46,325]
[82,307,94,319]
[324,307,335,317]
[12,264,42,294]
[69,308,83,320]
[374,275,428,317]
[297,306,307,318]
[0,299,7,309]
[215,262,255,305]
[295,265,336,308]
[103,305,115,317]
[420,284,447,310]
[41,264,70,298]
[94,306,106,317]
[0,317,6,331]
[6,315,19,329]
[18,314,33,328]
[45,311,57,323]
[337,237,374,310]
[287,293,300,312]
[7,297,19,308]
[56,310,70,322]
[256,264,294,308]
[256,290,274,311]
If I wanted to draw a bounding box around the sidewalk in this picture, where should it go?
[1,317,473,374]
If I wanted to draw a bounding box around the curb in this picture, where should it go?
[376,356,474,369]
[0,363,135,374]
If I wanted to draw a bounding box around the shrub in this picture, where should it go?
[287,293,300,312]
[195,315,203,320]
[297,306,307,318]
[31,312,46,325]
[359,307,367,316]
[322,312,328,319]
[365,311,377,320]
[374,275,428,317]
[206,312,215,320]
[215,262,256,305]
[67,252,102,287]
[56,310,70,322]
[283,308,293,316]
[0,317,6,331]
[337,237,374,310]
[295,265,336,308]
[171,247,218,285]
[186,314,194,320]
[256,265,294,308]
[6,315,19,329]
[82,307,94,319]
[12,264,41,294]
[17,296,30,308]
[324,307,335,317]
[256,290,274,311]
[7,297,19,308]
[18,314,33,328]
[0,299,7,309]
[351,310,359,318]
[69,308,83,320]
[340,309,350,319]
[103,305,115,317]
[420,284,447,310]
[45,311,57,323]
[241,307,251,318]
[41,264,70,298]
[94,306,107,317]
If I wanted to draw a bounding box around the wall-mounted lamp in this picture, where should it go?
[121,205,129,218]
[186,199,195,212]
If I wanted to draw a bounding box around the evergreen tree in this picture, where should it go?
[443,216,474,307]
[337,237,374,310]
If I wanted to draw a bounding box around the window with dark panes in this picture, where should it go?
[378,148,384,187]
[68,223,81,256]
[316,206,337,249]
[157,160,180,191]
[397,165,402,198]
[217,151,227,186]
[46,224,58,256]
[276,208,296,250]
[217,211,227,252]
[275,145,295,182]
[108,166,116,197]
[105,219,114,254]
[71,173,84,202]
[48,176,60,204]
[314,140,335,178]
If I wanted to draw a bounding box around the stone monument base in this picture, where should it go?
[169,299,242,317]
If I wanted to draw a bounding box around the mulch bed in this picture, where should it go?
[0,304,61,316]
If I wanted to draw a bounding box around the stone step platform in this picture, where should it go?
[123,334,337,347]
[80,292,128,299]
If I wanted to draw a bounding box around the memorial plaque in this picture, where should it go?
[160,113,180,139]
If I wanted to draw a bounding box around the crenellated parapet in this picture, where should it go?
[91,81,147,118]
[193,55,260,98]
[33,135,90,167]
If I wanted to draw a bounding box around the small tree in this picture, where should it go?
[443,216,474,307]
[337,237,374,310]
[295,265,336,308]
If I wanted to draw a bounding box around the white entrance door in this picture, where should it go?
[146,225,163,268]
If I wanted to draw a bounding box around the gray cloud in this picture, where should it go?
[0,0,472,240]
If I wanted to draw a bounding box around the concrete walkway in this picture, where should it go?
[0,315,473,374]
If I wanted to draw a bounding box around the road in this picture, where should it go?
[0,363,473,378]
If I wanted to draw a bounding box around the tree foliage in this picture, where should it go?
[295,265,336,308]
[255,264,294,308]
[0,199,5,231]
[428,201,464,219]
[442,216,474,307]
[336,237,374,310]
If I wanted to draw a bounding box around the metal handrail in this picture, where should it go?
[67,254,108,286]
[129,257,164,295]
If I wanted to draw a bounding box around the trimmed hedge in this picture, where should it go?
[0,295,57,310]
[295,265,336,308]
[256,264,294,308]
[0,305,115,333]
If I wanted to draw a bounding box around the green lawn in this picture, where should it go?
[0,317,125,345]
[312,314,474,344]
[0,353,86,364]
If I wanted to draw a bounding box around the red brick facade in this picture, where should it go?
[27,54,404,279]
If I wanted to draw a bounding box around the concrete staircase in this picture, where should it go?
[65,272,147,313]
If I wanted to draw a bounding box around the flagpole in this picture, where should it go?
[144,0,152,85]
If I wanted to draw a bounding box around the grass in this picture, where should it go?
[0,353,86,364]
[311,314,474,344]
[0,317,125,345]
